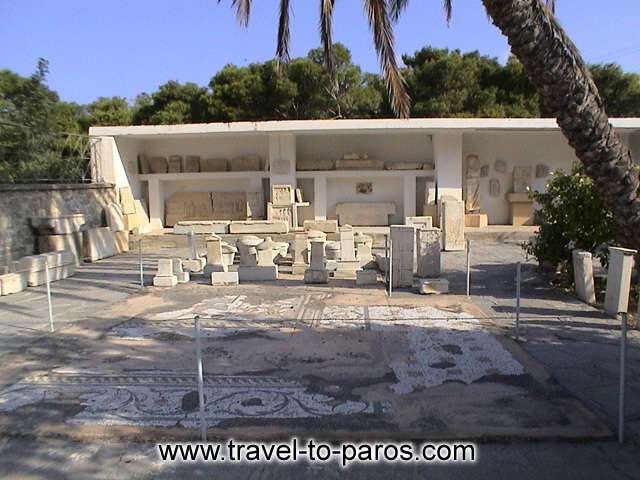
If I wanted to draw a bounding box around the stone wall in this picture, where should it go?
[0,183,116,266]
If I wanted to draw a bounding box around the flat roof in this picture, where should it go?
[89,117,640,138]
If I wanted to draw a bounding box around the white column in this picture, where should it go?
[148,177,164,231]
[403,175,416,222]
[268,133,297,190]
[313,176,327,220]
[433,133,463,202]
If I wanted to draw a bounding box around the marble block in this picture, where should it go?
[229,221,289,234]
[174,221,230,235]
[416,228,441,278]
[31,214,85,235]
[156,258,174,276]
[37,233,83,266]
[83,227,119,262]
[335,260,361,272]
[335,202,396,226]
[204,235,227,273]
[271,185,294,206]
[309,241,326,270]
[0,272,27,296]
[211,271,239,286]
[238,265,278,281]
[572,250,596,305]
[212,192,249,221]
[123,213,139,232]
[390,225,415,288]
[604,247,637,317]
[303,220,338,233]
[441,201,465,251]
[384,161,424,170]
[415,278,449,295]
[17,251,74,272]
[356,270,378,285]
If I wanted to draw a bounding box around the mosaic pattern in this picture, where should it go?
[0,373,375,427]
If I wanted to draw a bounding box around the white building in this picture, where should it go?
[90,118,640,231]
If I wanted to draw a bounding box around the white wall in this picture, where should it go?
[326,177,405,224]
[463,131,578,224]
[296,132,433,165]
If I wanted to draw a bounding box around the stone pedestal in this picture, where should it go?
[416,228,441,278]
[172,259,190,284]
[572,250,596,305]
[604,247,637,317]
[238,265,278,281]
[304,241,329,284]
[339,226,356,261]
[390,225,415,288]
[204,235,227,274]
[292,233,308,275]
[506,193,534,226]
[212,271,239,286]
[153,259,178,287]
[441,201,465,251]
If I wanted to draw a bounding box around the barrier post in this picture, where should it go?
[466,239,471,297]
[515,262,521,341]
[138,237,144,288]
[45,260,54,332]
[619,312,628,444]
[194,316,207,442]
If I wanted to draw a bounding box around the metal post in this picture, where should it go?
[194,316,207,442]
[138,237,144,288]
[466,239,471,297]
[619,312,627,444]
[389,238,393,298]
[45,261,54,333]
[384,235,389,295]
[515,262,521,341]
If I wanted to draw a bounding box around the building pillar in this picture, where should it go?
[433,132,463,202]
[268,133,297,191]
[148,177,164,231]
[313,176,327,220]
[403,175,416,222]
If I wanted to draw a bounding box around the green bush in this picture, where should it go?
[525,164,615,271]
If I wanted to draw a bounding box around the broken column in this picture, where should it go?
[572,249,596,305]
[604,247,637,317]
[292,232,308,275]
[237,236,278,281]
[336,225,360,272]
[172,258,190,284]
[153,259,177,287]
[304,241,329,284]
[441,200,465,251]
[203,235,227,274]
[390,225,414,288]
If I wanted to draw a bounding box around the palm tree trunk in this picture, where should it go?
[483,0,640,249]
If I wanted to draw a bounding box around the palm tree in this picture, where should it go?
[220,0,639,249]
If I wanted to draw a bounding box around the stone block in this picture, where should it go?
[441,201,465,251]
[176,272,190,283]
[292,233,308,274]
[339,226,356,261]
[168,155,182,173]
[139,154,150,174]
[356,270,378,285]
[172,259,189,284]
[509,201,534,227]
[184,155,201,173]
[153,275,178,287]
[173,221,230,235]
[0,272,27,296]
[415,278,449,295]
[271,185,294,206]
[406,216,433,229]
[114,230,130,253]
[30,214,85,235]
[134,200,152,234]
[465,213,488,228]
[182,258,206,273]
[119,187,136,215]
[335,260,361,272]
[604,247,637,317]
[26,263,76,287]
[303,220,338,233]
[229,155,261,171]
[156,258,174,276]
[200,158,227,172]
[335,159,384,170]
[105,203,126,232]
[83,227,119,262]
[572,250,596,305]
[384,161,424,170]
[238,265,278,281]
[297,158,334,171]
[149,157,168,174]
[390,225,415,288]
[335,202,396,226]
[37,233,83,266]
[212,192,249,221]
[304,269,329,284]
[165,192,214,227]
[309,241,326,270]
[212,271,239,286]
[229,221,289,234]
[18,251,74,272]
[416,228,441,278]
[124,213,139,232]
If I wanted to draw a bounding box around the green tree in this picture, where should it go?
[87,96,132,126]
[590,64,640,118]
[132,81,209,125]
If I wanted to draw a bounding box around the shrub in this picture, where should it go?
[525,163,615,271]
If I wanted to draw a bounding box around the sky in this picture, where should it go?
[1,0,639,105]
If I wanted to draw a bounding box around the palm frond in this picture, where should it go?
[363,0,411,118]
[231,0,252,27]
[389,0,409,22]
[546,0,556,14]
[276,0,292,64]
[443,0,452,23]
[319,0,336,73]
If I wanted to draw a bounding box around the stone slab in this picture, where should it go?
[441,201,465,251]
[335,202,396,226]
[211,271,240,286]
[149,157,168,174]
[175,272,190,284]
[271,185,294,206]
[173,221,230,235]
[184,156,200,173]
[297,158,334,171]
[168,156,182,173]
[384,161,424,170]
[356,270,378,285]
[303,220,338,233]
[465,213,488,228]
[37,233,83,266]
[335,260,361,272]
[30,214,86,235]
[509,201,534,227]
[229,221,289,234]
[0,272,27,296]
[114,231,130,254]
[229,155,261,171]
[134,200,152,234]
[26,263,76,287]
[415,278,450,295]
[153,276,178,287]
[119,187,136,215]
[391,225,415,288]
[335,159,384,170]
[105,203,126,232]
[416,228,441,278]
[83,227,119,262]
[212,192,248,221]
[165,192,214,227]
[123,213,139,232]
[17,251,75,272]
[572,250,596,305]
[238,265,278,282]
[200,158,227,172]
[304,269,329,284]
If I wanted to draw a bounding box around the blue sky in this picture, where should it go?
[1,0,638,104]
